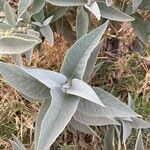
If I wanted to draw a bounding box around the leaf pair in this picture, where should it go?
[32,16,54,45]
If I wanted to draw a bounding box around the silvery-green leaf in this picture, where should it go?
[106,0,113,6]
[18,0,34,17]
[78,87,140,118]
[121,120,132,144]
[104,126,114,150]
[20,11,31,24]
[13,54,23,66]
[122,117,133,122]
[32,0,45,14]
[83,43,101,82]
[98,2,135,21]
[37,89,79,149]
[65,78,105,107]
[132,0,143,13]
[0,34,41,54]
[74,110,119,126]
[85,2,101,20]
[61,21,108,79]
[24,48,33,65]
[46,0,86,6]
[0,0,4,11]
[128,93,135,110]
[130,118,150,129]
[89,62,104,81]
[14,33,42,43]
[32,21,42,27]
[22,68,67,89]
[0,62,50,102]
[11,135,26,150]
[46,7,68,22]
[33,10,45,23]
[43,16,53,26]
[67,124,77,135]
[34,98,51,149]
[4,3,16,27]
[139,0,150,10]
[134,130,144,150]
[131,13,149,43]
[0,23,11,30]
[10,140,22,150]
[76,6,89,39]
[27,29,40,38]
[40,25,54,45]
[70,118,97,136]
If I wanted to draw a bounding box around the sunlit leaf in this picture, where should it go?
[98,1,135,21]
[85,2,101,20]
[0,62,50,102]
[65,78,105,107]
[134,130,144,150]
[18,0,33,17]
[37,89,79,149]
[61,21,108,79]
[76,6,89,39]
[78,87,140,118]
[4,3,16,27]
[40,25,54,45]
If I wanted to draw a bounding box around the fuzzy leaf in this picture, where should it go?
[61,21,108,79]
[34,98,51,148]
[70,118,97,136]
[24,48,33,65]
[0,34,41,54]
[139,0,150,10]
[46,7,68,22]
[40,25,54,45]
[65,78,105,107]
[121,120,132,144]
[104,126,114,150]
[13,54,23,66]
[4,3,16,27]
[131,13,149,43]
[134,130,144,150]
[74,111,119,126]
[130,118,150,129]
[11,135,26,150]
[18,0,33,17]
[85,2,101,20]
[43,16,53,26]
[132,0,143,13]
[76,6,89,39]
[32,0,45,14]
[128,93,135,110]
[46,0,86,6]
[0,0,4,11]
[83,43,101,82]
[89,62,104,80]
[10,140,22,150]
[37,89,79,149]
[33,10,45,23]
[22,68,67,89]
[0,62,50,102]
[78,87,140,118]
[98,2,135,21]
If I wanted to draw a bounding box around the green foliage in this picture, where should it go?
[0,0,149,149]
